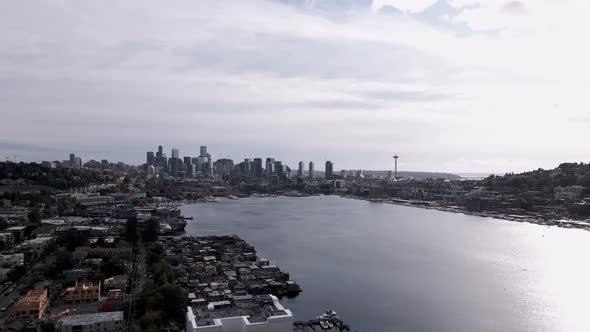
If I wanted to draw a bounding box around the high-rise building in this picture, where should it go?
[200,146,207,157]
[146,152,154,165]
[340,169,347,178]
[252,158,263,177]
[74,157,82,168]
[157,146,163,157]
[308,161,315,179]
[215,158,234,179]
[169,158,179,177]
[325,161,333,179]
[171,148,180,159]
[69,153,76,167]
[265,158,275,176]
[274,161,283,178]
[297,161,304,177]
[183,156,192,166]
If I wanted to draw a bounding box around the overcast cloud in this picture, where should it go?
[1,0,589,173]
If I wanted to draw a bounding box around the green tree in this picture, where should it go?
[125,216,138,245]
[28,207,41,223]
[54,247,73,275]
[142,219,160,242]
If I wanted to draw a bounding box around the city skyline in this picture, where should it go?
[2,1,590,174]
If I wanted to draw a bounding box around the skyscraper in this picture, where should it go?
[171,148,180,159]
[308,161,314,179]
[297,161,304,177]
[69,153,76,167]
[200,146,207,157]
[252,158,263,177]
[147,152,155,165]
[265,158,275,176]
[325,161,333,179]
[157,146,163,157]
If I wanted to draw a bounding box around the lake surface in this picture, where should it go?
[181,195,590,332]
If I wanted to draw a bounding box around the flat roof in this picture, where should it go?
[60,311,124,325]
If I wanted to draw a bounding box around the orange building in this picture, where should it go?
[65,282,101,304]
[13,288,49,321]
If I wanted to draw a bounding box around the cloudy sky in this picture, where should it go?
[1,0,589,173]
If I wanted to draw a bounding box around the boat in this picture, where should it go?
[320,321,330,330]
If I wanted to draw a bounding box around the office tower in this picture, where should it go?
[265,158,275,176]
[171,148,180,159]
[394,155,399,178]
[252,158,263,177]
[147,152,155,165]
[297,161,304,177]
[241,159,252,177]
[355,169,363,179]
[215,158,234,179]
[200,146,207,157]
[157,146,163,157]
[308,161,315,179]
[325,161,333,179]
[169,158,179,177]
[387,170,393,179]
[69,154,76,167]
[274,161,283,178]
[184,156,192,165]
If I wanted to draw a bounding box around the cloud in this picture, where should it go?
[0,0,589,173]
[502,1,526,14]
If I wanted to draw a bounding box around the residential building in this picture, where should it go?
[297,161,304,177]
[13,288,49,321]
[100,290,125,313]
[325,161,333,179]
[65,282,101,304]
[60,311,125,332]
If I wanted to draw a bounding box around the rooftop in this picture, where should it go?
[60,311,124,325]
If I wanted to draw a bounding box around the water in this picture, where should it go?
[180,195,590,332]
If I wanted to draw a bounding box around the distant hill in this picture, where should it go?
[362,170,462,180]
[306,170,461,180]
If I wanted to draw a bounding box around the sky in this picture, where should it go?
[1,0,589,174]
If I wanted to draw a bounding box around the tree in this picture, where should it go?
[28,207,41,223]
[0,217,8,230]
[54,247,73,275]
[142,219,160,242]
[125,216,138,245]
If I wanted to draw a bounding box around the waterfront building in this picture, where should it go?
[298,161,304,177]
[185,294,293,332]
[274,161,283,178]
[60,311,125,332]
[13,288,49,321]
[309,161,315,179]
[325,161,333,179]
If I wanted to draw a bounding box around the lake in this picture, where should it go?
[180,195,590,332]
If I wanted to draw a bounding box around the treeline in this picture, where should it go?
[484,162,590,194]
[0,161,112,190]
